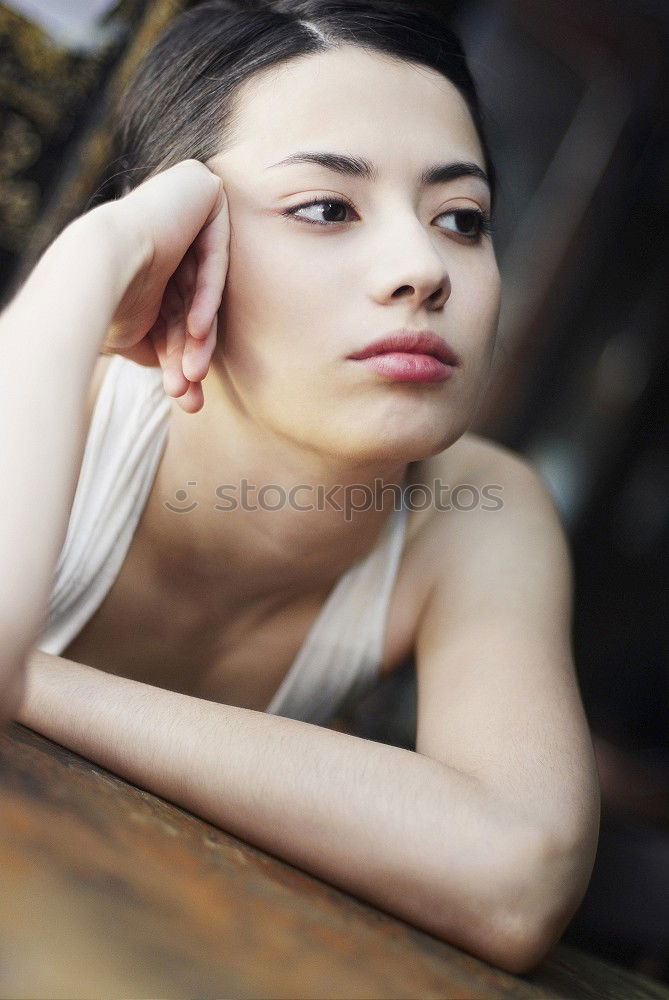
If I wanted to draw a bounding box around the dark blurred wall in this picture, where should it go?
[459,0,669,754]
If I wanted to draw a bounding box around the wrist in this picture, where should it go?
[66,203,154,305]
[5,205,152,361]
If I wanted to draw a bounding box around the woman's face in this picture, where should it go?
[207,45,501,467]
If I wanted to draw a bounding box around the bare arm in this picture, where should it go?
[16,648,546,973]
[12,445,598,974]
[0,216,144,712]
[0,161,228,718]
[413,441,600,970]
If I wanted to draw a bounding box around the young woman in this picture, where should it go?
[0,0,599,972]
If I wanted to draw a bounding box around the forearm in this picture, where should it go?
[17,650,552,970]
[0,212,145,695]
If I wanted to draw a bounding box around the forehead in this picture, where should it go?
[221,45,484,173]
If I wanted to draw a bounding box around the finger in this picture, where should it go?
[176,380,204,414]
[183,312,218,384]
[149,316,179,396]
[154,305,203,412]
[160,279,190,397]
[174,247,197,319]
[147,314,167,368]
[187,189,229,339]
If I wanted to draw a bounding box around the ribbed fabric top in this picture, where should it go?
[37,355,409,725]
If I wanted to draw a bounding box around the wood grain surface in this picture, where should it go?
[1,722,667,1000]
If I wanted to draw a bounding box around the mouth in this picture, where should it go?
[346,329,459,366]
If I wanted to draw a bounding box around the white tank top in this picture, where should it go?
[37,356,409,725]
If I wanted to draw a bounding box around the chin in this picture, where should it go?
[335,431,460,469]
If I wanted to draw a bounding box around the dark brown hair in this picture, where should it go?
[113,0,494,198]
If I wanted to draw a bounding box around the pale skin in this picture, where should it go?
[0,46,599,972]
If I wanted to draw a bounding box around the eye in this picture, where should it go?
[284,197,355,226]
[436,208,492,241]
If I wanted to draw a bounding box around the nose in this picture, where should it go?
[370,218,451,311]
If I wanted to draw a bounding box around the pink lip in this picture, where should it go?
[347,329,459,366]
[347,329,459,383]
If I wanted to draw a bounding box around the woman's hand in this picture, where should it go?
[0,159,229,721]
[100,159,229,412]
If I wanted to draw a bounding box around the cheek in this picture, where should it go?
[224,217,332,328]
[458,256,501,342]
[226,222,283,306]
[472,267,502,397]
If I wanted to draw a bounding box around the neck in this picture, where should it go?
[144,374,413,603]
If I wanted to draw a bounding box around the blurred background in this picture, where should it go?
[1,0,667,985]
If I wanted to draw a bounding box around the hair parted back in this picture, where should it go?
[113,0,494,198]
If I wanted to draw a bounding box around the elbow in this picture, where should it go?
[456,820,599,975]
[482,899,567,975]
[501,826,598,974]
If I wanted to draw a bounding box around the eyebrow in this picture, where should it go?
[266,151,490,190]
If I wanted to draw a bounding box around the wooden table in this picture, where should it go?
[1,723,667,1000]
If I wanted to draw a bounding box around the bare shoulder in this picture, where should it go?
[422,430,554,497]
[410,431,571,597]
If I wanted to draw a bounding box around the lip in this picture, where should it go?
[347,329,459,366]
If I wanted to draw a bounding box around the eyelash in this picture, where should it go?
[282,196,493,242]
